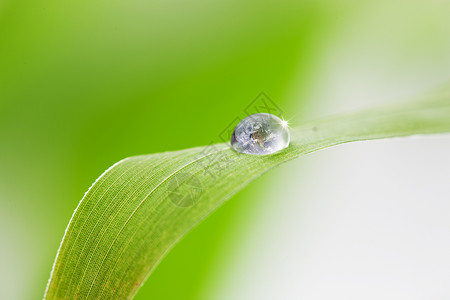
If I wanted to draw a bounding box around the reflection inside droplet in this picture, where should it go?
[231,113,290,155]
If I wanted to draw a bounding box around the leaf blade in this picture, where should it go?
[45,92,450,299]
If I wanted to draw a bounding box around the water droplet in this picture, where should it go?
[231,113,290,155]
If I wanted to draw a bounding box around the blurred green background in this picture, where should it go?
[1,0,450,299]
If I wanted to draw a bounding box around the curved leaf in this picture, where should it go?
[44,91,450,299]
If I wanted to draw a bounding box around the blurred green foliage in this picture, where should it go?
[0,1,346,299]
[2,0,449,299]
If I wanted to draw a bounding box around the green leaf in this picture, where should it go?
[44,90,450,299]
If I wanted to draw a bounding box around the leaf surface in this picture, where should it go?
[45,91,450,299]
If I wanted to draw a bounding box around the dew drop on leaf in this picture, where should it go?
[231,113,290,155]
